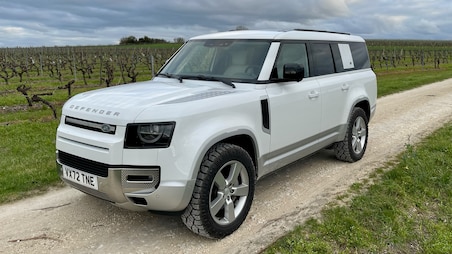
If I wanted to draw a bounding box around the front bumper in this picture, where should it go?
[56,151,194,212]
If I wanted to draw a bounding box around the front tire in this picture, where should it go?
[334,107,369,162]
[181,143,255,239]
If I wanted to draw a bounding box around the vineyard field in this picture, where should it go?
[0,44,180,109]
[1,39,452,204]
[0,39,451,112]
[367,40,452,70]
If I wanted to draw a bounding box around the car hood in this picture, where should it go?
[62,80,235,125]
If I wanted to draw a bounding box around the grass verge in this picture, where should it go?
[0,120,63,203]
[376,64,452,97]
[263,122,452,253]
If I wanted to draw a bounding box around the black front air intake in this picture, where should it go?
[58,151,109,177]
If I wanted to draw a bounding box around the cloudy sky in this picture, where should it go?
[0,0,450,47]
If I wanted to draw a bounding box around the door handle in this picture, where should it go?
[341,84,350,91]
[308,91,320,99]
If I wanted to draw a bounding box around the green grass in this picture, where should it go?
[264,123,452,253]
[0,119,63,203]
[376,64,452,97]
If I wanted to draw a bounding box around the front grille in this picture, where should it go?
[58,151,109,177]
[65,116,116,134]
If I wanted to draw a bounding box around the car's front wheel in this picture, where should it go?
[181,143,255,239]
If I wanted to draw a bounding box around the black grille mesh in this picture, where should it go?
[58,151,109,177]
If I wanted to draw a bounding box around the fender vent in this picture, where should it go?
[261,99,270,130]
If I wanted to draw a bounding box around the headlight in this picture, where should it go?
[124,122,175,148]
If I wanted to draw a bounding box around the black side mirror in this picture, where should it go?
[283,64,304,82]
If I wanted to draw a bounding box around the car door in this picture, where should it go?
[311,42,363,146]
[310,43,350,137]
[265,42,321,164]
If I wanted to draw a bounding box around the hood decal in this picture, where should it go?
[162,90,235,104]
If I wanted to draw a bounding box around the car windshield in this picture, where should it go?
[159,39,271,82]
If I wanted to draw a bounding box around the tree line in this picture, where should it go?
[119,26,250,45]
[119,35,185,45]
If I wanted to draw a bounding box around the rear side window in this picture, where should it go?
[311,43,335,76]
[277,40,371,78]
[315,41,370,75]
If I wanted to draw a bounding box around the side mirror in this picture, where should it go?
[283,64,304,82]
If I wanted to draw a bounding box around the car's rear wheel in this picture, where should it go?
[334,107,369,162]
[181,143,255,239]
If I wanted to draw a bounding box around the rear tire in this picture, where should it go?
[334,107,369,162]
[181,143,255,239]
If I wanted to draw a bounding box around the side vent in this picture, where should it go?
[260,99,270,131]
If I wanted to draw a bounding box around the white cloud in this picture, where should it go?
[374,15,409,32]
[415,19,441,34]
[1,26,25,34]
[0,0,451,47]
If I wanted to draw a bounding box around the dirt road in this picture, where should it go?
[1,79,452,254]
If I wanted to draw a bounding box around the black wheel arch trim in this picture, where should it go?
[351,98,371,121]
[189,129,260,182]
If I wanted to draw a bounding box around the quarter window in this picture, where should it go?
[350,42,371,69]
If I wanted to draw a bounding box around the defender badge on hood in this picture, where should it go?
[69,104,121,117]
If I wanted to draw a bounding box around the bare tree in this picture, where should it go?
[16,84,33,106]
[58,79,75,98]
[0,60,16,85]
[32,94,57,119]
[103,57,115,87]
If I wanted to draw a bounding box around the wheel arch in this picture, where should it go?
[191,131,259,180]
[222,135,258,171]
[353,99,371,121]
[336,98,371,143]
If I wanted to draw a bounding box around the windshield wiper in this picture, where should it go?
[157,73,235,88]
[157,73,183,83]
[194,75,236,88]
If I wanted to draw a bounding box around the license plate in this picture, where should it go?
[62,165,98,190]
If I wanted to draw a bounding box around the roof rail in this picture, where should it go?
[293,29,350,35]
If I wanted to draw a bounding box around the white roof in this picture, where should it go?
[191,30,365,42]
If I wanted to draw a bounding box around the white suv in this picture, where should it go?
[56,29,377,238]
